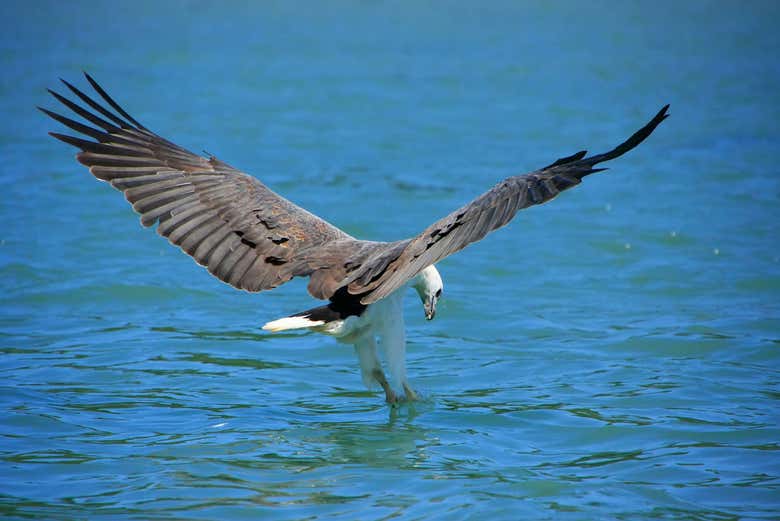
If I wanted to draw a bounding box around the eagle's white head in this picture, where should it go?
[412,265,443,320]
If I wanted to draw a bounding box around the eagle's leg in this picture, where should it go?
[376,293,417,401]
[372,368,398,404]
[354,334,397,403]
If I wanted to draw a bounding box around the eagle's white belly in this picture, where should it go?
[316,289,409,393]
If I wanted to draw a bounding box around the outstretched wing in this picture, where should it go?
[41,73,354,293]
[347,105,669,304]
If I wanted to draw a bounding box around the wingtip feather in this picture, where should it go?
[82,72,147,130]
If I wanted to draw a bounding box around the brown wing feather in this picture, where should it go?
[350,105,670,304]
[42,73,355,294]
[44,75,667,305]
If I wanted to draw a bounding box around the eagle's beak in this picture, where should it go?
[424,297,437,320]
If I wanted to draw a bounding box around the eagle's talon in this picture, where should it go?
[403,383,418,401]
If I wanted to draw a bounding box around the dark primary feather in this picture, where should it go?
[43,73,667,308]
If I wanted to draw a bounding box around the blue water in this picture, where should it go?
[2,1,779,519]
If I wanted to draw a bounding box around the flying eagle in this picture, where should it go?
[41,73,668,403]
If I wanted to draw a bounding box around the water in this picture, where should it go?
[2,1,779,519]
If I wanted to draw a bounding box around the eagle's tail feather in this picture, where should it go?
[262,314,326,332]
[262,302,357,332]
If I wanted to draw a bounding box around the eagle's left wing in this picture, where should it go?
[346,105,669,304]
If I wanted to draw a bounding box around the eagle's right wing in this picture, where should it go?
[41,73,355,294]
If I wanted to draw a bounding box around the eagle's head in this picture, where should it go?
[412,265,443,320]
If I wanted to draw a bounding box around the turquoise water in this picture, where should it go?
[2,1,779,519]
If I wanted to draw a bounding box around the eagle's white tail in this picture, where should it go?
[262,315,326,332]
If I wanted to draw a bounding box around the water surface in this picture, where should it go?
[2,1,779,519]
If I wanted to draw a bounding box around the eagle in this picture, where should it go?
[41,73,668,403]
